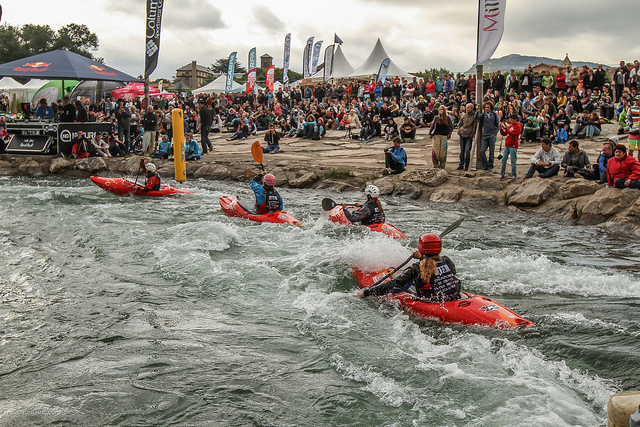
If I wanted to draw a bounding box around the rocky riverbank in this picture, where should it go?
[2,121,639,237]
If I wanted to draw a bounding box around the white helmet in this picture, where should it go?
[145,163,156,173]
[364,184,380,198]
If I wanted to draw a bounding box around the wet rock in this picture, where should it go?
[401,168,448,187]
[194,164,230,180]
[18,160,44,176]
[393,181,421,199]
[430,188,463,203]
[558,178,602,200]
[49,158,73,173]
[372,177,395,195]
[75,157,108,174]
[313,180,360,192]
[458,193,501,206]
[289,171,318,188]
[508,179,558,207]
[579,188,639,224]
[270,167,288,186]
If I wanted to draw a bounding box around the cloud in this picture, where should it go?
[251,5,285,32]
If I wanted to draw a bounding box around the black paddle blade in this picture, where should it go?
[439,217,464,238]
[322,198,337,211]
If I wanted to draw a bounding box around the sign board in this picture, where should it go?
[5,135,53,153]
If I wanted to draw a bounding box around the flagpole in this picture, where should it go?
[471,0,484,171]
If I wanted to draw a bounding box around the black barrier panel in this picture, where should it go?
[57,123,113,156]
[5,135,53,153]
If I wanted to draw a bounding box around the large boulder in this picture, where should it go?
[75,157,108,174]
[508,179,558,207]
[49,158,73,174]
[288,170,318,188]
[401,168,448,187]
[193,164,230,180]
[18,160,44,176]
[578,188,639,224]
[313,180,360,192]
[393,181,421,199]
[372,177,395,195]
[430,188,463,203]
[270,167,288,186]
[558,178,602,200]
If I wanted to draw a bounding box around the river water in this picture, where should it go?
[0,176,639,426]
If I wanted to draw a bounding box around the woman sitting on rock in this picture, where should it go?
[607,144,640,189]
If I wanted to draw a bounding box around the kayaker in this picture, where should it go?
[250,171,283,213]
[356,233,461,302]
[341,185,385,225]
[139,158,161,192]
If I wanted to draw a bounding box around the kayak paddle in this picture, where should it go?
[368,217,465,288]
[251,141,265,171]
[322,198,357,211]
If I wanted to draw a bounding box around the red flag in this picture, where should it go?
[266,66,275,92]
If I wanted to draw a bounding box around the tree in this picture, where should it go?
[415,67,453,82]
[245,67,302,85]
[0,22,100,64]
[53,24,98,58]
[210,57,247,74]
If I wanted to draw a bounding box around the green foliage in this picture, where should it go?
[0,23,99,63]
[324,169,355,179]
[415,67,453,81]
[236,68,303,85]
[211,57,247,74]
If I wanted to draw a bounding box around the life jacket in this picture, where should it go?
[361,200,385,225]
[415,257,461,302]
[257,187,281,214]
[145,172,161,191]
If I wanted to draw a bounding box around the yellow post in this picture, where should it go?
[172,109,186,182]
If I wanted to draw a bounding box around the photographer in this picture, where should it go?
[262,124,281,154]
[383,137,407,175]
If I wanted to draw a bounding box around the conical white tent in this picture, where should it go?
[192,74,242,95]
[308,45,355,82]
[0,77,25,90]
[346,39,413,80]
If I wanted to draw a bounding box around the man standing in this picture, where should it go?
[115,100,131,152]
[476,101,500,170]
[524,138,562,179]
[198,100,212,154]
[59,96,76,123]
[457,103,477,171]
[142,106,157,157]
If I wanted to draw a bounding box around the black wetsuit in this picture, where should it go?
[343,200,385,225]
[363,256,461,302]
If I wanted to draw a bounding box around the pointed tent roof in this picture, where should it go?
[308,45,354,81]
[0,77,25,90]
[192,74,242,95]
[347,39,413,80]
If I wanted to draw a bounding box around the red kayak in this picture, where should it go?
[326,205,408,240]
[219,196,302,225]
[90,176,192,197]
[352,265,534,328]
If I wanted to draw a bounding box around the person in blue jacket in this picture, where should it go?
[34,99,54,120]
[250,172,283,213]
[184,132,201,161]
[383,137,407,175]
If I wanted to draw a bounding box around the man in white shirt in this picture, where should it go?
[524,138,562,179]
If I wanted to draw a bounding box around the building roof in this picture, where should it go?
[260,54,273,58]
[176,63,212,73]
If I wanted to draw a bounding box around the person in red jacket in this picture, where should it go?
[139,157,161,192]
[499,114,523,180]
[607,144,640,189]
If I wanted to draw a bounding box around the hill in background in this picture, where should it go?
[462,53,606,75]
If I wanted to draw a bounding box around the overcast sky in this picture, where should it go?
[4,0,639,79]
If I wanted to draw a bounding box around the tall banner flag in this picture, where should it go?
[303,37,314,78]
[476,0,506,64]
[376,58,390,83]
[144,0,164,77]
[225,52,237,94]
[323,45,334,81]
[248,47,256,71]
[247,69,256,93]
[266,66,275,92]
[283,33,291,86]
[311,40,323,75]
[334,33,343,45]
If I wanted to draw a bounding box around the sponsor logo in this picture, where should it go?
[89,65,106,71]
[13,62,51,72]
[479,304,500,313]
[88,65,117,76]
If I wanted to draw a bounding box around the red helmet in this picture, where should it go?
[418,233,441,255]
[263,173,276,186]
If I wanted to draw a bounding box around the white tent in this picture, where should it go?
[192,74,242,95]
[346,39,413,80]
[307,45,355,82]
[0,77,25,90]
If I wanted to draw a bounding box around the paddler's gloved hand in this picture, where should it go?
[413,250,422,259]
[355,289,365,297]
